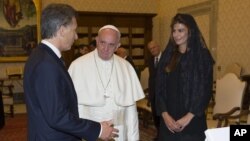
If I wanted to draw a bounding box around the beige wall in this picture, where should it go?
[42,0,250,77]
[156,0,250,77]
[2,0,249,79]
[42,0,158,13]
[216,0,250,76]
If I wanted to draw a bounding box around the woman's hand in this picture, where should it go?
[162,112,182,133]
[176,112,194,131]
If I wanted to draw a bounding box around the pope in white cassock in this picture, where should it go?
[68,25,145,141]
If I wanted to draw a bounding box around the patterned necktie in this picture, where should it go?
[155,57,158,68]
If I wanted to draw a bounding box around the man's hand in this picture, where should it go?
[99,121,119,141]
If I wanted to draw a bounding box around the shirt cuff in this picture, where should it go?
[98,123,102,138]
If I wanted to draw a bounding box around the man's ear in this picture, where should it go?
[117,43,121,48]
[95,36,99,44]
[57,26,65,37]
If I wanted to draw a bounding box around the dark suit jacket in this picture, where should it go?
[23,43,100,141]
[148,56,161,131]
[125,56,136,69]
[148,56,158,101]
[125,56,139,77]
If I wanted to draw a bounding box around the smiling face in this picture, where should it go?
[172,23,189,49]
[96,28,120,60]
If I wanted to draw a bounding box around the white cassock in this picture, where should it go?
[68,49,145,141]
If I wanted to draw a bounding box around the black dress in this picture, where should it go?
[158,55,207,141]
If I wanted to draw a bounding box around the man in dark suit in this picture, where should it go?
[74,44,90,59]
[23,4,117,141]
[147,40,161,141]
[116,47,139,77]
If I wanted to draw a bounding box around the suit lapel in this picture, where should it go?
[39,44,77,99]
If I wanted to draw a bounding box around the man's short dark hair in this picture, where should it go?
[41,4,77,39]
[77,44,88,49]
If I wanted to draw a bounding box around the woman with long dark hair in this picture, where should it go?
[155,13,214,141]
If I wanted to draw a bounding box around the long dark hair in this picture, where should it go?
[165,13,209,73]
[156,13,215,116]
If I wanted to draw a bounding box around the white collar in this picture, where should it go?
[155,52,162,59]
[41,40,61,58]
